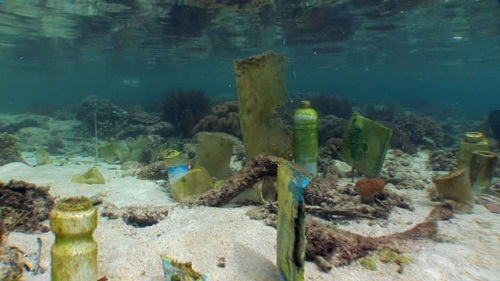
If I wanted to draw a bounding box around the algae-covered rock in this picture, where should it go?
[359,257,377,270]
[194,132,234,180]
[377,249,412,273]
[233,52,293,160]
[171,167,213,203]
[71,167,106,184]
[137,161,167,180]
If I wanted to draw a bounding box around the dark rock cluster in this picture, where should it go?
[162,89,212,137]
[75,95,172,140]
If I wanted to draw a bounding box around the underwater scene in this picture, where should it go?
[1,0,500,280]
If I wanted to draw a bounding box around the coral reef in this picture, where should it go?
[318,138,343,174]
[292,93,354,119]
[137,161,167,180]
[75,96,169,140]
[377,121,418,154]
[0,133,23,166]
[355,178,385,204]
[162,89,212,137]
[192,101,241,137]
[488,109,500,140]
[364,104,396,123]
[75,96,128,140]
[318,115,348,147]
[393,112,444,147]
[364,106,445,149]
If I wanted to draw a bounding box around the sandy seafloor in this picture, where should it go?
[2,150,499,281]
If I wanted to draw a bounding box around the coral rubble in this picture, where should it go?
[0,180,54,234]
[101,206,170,227]
[393,112,444,146]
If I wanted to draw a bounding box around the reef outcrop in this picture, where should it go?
[192,101,241,137]
[162,89,212,137]
[75,96,171,140]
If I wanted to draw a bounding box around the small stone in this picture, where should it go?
[217,256,226,268]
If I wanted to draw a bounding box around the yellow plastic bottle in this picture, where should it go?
[457,132,490,171]
[50,196,98,281]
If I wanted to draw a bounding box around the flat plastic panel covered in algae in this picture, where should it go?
[233,52,293,160]
[71,166,106,184]
[194,132,235,180]
[277,160,312,281]
[341,113,392,178]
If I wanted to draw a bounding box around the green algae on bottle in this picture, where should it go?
[293,100,318,176]
[50,196,98,281]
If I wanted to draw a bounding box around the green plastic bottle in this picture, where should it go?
[457,132,490,171]
[50,196,98,281]
[293,101,318,176]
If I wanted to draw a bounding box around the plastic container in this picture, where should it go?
[50,196,98,281]
[432,169,474,214]
[293,101,318,176]
[470,150,498,194]
[457,132,490,170]
[340,113,392,177]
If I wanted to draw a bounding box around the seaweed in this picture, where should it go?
[162,89,212,137]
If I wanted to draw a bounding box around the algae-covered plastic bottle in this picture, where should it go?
[293,100,318,176]
[469,150,498,194]
[50,196,98,281]
[457,132,490,171]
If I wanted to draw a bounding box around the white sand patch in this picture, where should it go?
[2,152,499,281]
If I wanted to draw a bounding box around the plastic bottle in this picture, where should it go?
[50,196,98,281]
[457,132,490,171]
[293,101,319,176]
[469,150,498,194]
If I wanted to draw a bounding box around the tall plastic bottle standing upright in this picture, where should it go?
[457,132,490,172]
[50,196,98,281]
[293,101,319,176]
